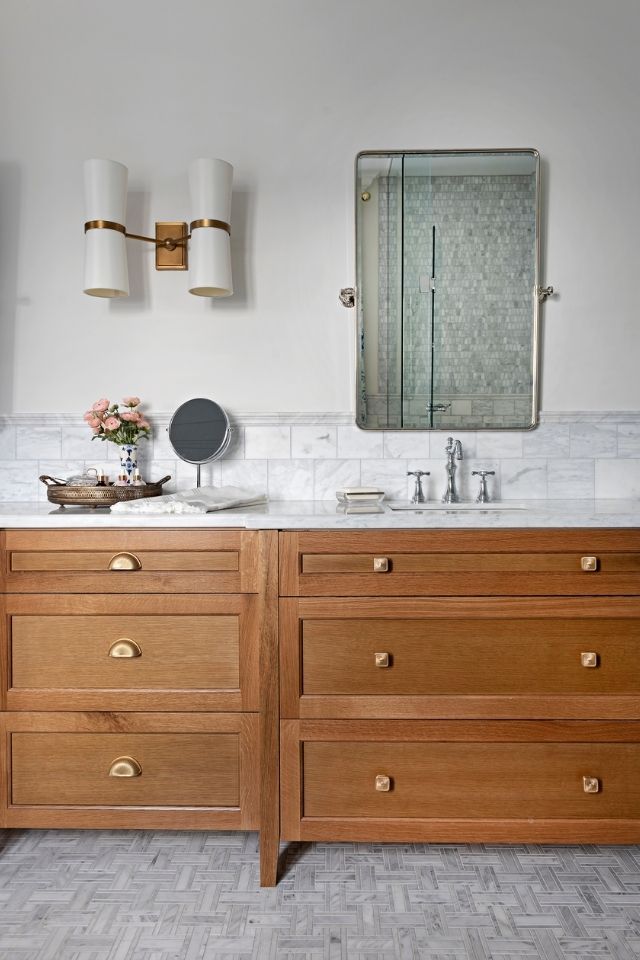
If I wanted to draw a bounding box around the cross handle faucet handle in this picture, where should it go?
[407,470,430,504]
[471,470,495,504]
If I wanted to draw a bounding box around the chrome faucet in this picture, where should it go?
[442,437,463,503]
[407,469,430,503]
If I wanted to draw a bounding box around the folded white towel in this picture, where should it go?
[110,485,267,515]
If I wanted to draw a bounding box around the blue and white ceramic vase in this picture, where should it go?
[119,444,138,484]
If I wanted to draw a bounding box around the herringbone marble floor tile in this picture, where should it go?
[0,831,639,959]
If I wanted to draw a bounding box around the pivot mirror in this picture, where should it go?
[168,397,231,486]
[353,149,548,430]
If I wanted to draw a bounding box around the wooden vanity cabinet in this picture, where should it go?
[0,528,280,887]
[279,529,640,845]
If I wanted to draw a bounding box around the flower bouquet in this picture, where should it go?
[84,397,151,484]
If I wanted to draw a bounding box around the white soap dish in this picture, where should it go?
[336,487,385,505]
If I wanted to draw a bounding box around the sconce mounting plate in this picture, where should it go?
[155,222,188,271]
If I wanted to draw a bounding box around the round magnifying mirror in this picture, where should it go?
[168,398,231,487]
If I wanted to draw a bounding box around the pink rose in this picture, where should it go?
[139,420,150,430]
[92,399,110,413]
[103,416,120,431]
[91,425,101,434]
[121,411,140,422]
[122,396,141,407]
[87,416,101,429]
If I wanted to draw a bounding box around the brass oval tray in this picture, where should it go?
[40,475,171,509]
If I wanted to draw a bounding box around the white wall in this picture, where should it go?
[1,0,639,416]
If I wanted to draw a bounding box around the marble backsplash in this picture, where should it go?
[1,412,640,503]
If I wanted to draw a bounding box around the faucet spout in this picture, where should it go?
[442,436,463,503]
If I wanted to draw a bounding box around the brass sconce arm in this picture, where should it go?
[84,217,231,268]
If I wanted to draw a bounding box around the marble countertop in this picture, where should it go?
[0,499,639,529]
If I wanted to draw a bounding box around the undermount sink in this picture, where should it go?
[387,501,525,511]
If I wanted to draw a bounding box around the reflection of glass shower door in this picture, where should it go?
[401,157,437,427]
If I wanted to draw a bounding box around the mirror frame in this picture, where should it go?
[353,148,542,431]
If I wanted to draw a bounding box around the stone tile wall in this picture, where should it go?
[1,413,640,503]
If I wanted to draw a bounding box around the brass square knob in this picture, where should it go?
[375,775,391,792]
[373,557,389,573]
[583,776,600,793]
[581,556,598,572]
[581,651,598,668]
[374,652,390,668]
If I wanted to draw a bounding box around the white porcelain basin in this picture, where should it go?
[387,501,525,511]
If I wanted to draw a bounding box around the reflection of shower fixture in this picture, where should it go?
[426,402,451,413]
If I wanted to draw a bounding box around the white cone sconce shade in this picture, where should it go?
[82,157,233,299]
[188,159,233,297]
[83,159,130,297]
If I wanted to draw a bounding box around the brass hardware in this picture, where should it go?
[339,287,355,308]
[537,285,555,303]
[155,222,188,270]
[84,219,126,234]
[375,652,390,668]
[581,651,598,668]
[86,218,190,271]
[361,191,371,201]
[108,552,142,571]
[581,556,598,572]
[190,218,231,235]
[375,775,391,792]
[108,638,142,659]
[583,776,600,794]
[373,556,389,572]
[109,756,142,778]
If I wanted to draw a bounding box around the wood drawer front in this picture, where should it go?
[3,530,259,594]
[303,741,640,820]
[302,618,640,696]
[11,615,239,691]
[281,530,640,597]
[3,594,260,712]
[12,732,239,808]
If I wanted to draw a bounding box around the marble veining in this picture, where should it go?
[2,412,640,504]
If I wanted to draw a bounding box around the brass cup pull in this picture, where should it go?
[581,651,598,668]
[109,756,142,778]
[373,557,389,573]
[581,556,598,572]
[375,775,391,792]
[375,652,390,668]
[108,552,142,571]
[583,776,600,794]
[108,638,142,659]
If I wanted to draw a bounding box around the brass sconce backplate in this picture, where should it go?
[155,222,188,270]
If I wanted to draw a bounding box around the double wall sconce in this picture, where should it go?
[83,158,233,299]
